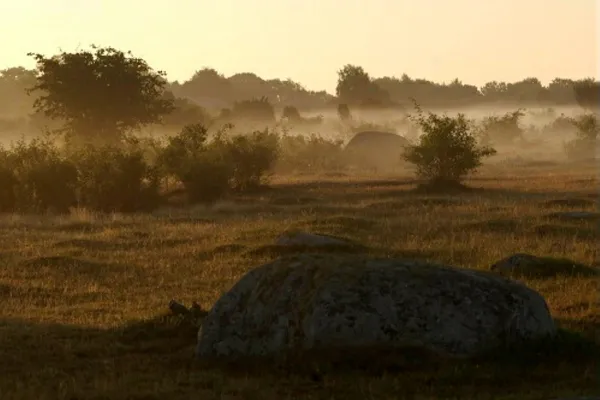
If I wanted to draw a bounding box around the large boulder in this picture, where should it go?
[343,131,410,171]
[196,254,556,358]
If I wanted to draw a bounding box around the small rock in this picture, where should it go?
[490,253,598,278]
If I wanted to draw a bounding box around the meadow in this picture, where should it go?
[0,154,598,399]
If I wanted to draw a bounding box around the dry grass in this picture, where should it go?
[0,162,598,399]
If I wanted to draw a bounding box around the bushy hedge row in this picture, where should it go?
[0,126,346,214]
[0,109,595,214]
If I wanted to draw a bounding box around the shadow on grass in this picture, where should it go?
[540,198,596,208]
[240,178,596,208]
[300,216,381,234]
[245,243,369,258]
[16,256,143,287]
[534,224,598,241]
[19,256,126,275]
[462,219,598,243]
[193,328,600,390]
[52,238,192,252]
[0,314,597,398]
[194,244,249,261]
[462,219,522,234]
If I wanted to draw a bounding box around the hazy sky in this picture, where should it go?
[1,0,597,93]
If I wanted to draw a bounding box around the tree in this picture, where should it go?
[0,67,37,116]
[573,78,600,111]
[27,45,174,144]
[230,96,275,123]
[177,68,232,103]
[336,64,390,107]
[161,92,212,130]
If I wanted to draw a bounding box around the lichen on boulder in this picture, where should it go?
[196,254,556,359]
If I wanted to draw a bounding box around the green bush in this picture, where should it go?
[277,134,345,174]
[476,110,525,145]
[176,150,233,204]
[72,143,161,213]
[1,137,78,213]
[160,124,281,201]
[159,124,233,204]
[220,129,280,191]
[0,149,17,212]
[0,167,17,212]
[564,113,598,161]
[404,104,496,188]
[541,113,576,135]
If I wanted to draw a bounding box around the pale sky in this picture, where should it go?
[1,0,597,93]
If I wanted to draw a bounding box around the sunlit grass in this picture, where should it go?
[0,164,598,399]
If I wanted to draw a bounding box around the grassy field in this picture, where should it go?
[0,162,598,399]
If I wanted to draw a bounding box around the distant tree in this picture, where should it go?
[27,45,174,144]
[546,78,576,105]
[177,68,232,103]
[573,79,600,111]
[336,64,390,107]
[0,67,37,116]
[228,73,269,101]
[480,81,508,101]
[231,96,275,123]
[161,92,212,130]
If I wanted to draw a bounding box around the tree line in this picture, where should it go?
[1,59,598,122]
[0,45,596,215]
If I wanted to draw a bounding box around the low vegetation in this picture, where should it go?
[0,45,598,399]
[0,166,598,399]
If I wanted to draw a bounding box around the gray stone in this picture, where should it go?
[490,253,598,278]
[196,254,556,358]
[343,131,410,171]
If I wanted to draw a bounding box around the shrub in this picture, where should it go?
[564,113,599,161]
[404,104,496,188]
[176,150,233,204]
[476,110,525,145]
[159,124,233,204]
[277,134,345,174]
[219,129,280,191]
[71,143,162,213]
[0,149,17,212]
[541,113,578,136]
[2,137,78,213]
[0,167,17,212]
